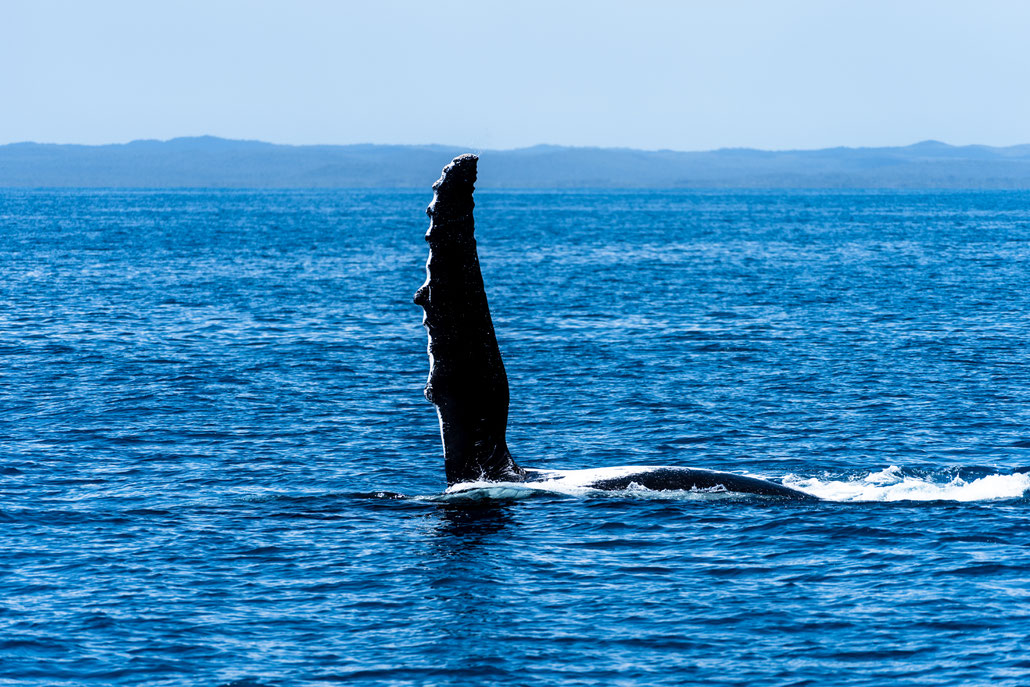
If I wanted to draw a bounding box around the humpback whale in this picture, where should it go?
[415,154,816,501]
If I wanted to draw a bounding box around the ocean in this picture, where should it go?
[2,188,1029,685]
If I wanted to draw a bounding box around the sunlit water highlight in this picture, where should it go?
[2,189,1030,686]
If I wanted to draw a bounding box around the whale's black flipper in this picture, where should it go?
[414,155,525,486]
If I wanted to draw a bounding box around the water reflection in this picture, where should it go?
[420,504,518,679]
[431,503,514,549]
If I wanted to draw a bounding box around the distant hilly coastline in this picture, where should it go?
[3,136,1030,189]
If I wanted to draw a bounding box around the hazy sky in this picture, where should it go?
[3,0,1030,150]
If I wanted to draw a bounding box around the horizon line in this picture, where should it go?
[4,135,1030,155]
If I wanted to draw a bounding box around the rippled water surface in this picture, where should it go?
[2,189,1030,686]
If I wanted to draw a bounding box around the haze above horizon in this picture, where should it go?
[3,1,1030,151]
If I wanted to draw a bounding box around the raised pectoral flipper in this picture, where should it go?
[414,155,525,485]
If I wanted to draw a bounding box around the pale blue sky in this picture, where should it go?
[3,0,1029,150]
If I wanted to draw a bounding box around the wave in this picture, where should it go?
[783,465,1030,503]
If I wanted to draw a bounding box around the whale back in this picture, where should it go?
[414,155,525,485]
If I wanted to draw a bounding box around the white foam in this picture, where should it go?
[436,466,752,502]
[783,465,1030,503]
[444,465,651,496]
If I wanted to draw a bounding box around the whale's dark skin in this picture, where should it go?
[415,154,817,501]
[414,154,525,485]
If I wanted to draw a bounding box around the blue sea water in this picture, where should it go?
[2,188,1030,686]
